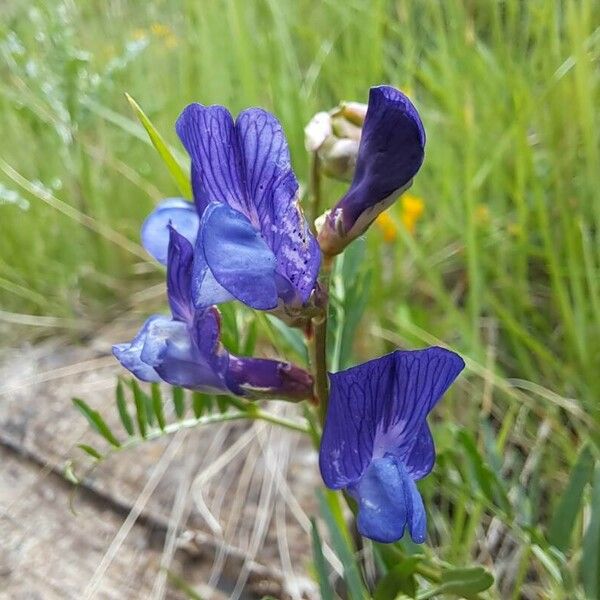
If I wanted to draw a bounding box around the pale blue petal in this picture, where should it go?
[141,198,199,265]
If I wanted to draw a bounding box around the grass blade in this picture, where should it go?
[125,93,192,197]
[310,517,334,600]
[581,466,600,598]
[549,445,594,551]
[318,489,367,600]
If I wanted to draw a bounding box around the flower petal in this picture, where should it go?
[404,422,435,480]
[112,315,165,383]
[176,104,246,215]
[350,455,427,544]
[166,226,194,322]
[318,86,425,255]
[139,317,228,391]
[141,198,199,265]
[226,355,314,400]
[340,86,425,231]
[237,109,321,302]
[192,202,278,310]
[319,347,464,489]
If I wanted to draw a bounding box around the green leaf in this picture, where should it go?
[241,316,259,356]
[77,444,103,460]
[310,518,334,600]
[457,429,511,515]
[116,379,134,436]
[130,380,148,438]
[173,386,185,419]
[328,238,372,371]
[264,314,308,364]
[63,460,80,485]
[549,444,594,551]
[72,398,121,448]
[192,392,211,418]
[216,395,229,414]
[581,466,600,598]
[318,489,368,600]
[151,383,166,431]
[125,93,192,197]
[420,566,494,599]
[373,556,419,600]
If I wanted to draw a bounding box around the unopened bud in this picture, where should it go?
[304,101,368,183]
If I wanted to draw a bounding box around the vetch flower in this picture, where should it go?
[142,104,321,314]
[317,86,425,256]
[114,227,313,400]
[319,347,464,543]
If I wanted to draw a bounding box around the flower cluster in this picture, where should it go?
[114,85,464,544]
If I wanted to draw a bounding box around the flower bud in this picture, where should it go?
[315,86,425,257]
[304,102,368,182]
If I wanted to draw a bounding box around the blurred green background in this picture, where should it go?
[1,1,599,598]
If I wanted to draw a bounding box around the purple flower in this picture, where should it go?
[319,347,464,543]
[318,86,425,256]
[114,227,313,400]
[141,104,321,312]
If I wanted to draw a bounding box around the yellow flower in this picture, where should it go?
[132,28,147,41]
[150,23,173,37]
[375,211,398,243]
[474,203,490,225]
[400,193,425,235]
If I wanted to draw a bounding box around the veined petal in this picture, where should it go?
[176,104,246,216]
[350,455,426,544]
[166,226,194,322]
[112,315,165,383]
[319,347,464,489]
[177,103,320,306]
[236,108,321,303]
[192,202,278,310]
[141,198,199,265]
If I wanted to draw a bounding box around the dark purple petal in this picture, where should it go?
[318,86,425,255]
[319,347,464,489]
[141,198,199,265]
[349,455,426,544]
[192,202,279,310]
[176,104,246,216]
[166,226,194,322]
[227,355,314,400]
[112,315,163,383]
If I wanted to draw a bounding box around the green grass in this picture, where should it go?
[1,0,599,597]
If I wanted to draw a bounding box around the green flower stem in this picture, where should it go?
[114,409,309,455]
[309,151,323,233]
[312,312,330,423]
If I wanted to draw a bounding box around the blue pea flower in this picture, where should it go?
[141,104,321,312]
[114,226,314,400]
[318,86,425,256]
[319,347,464,543]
